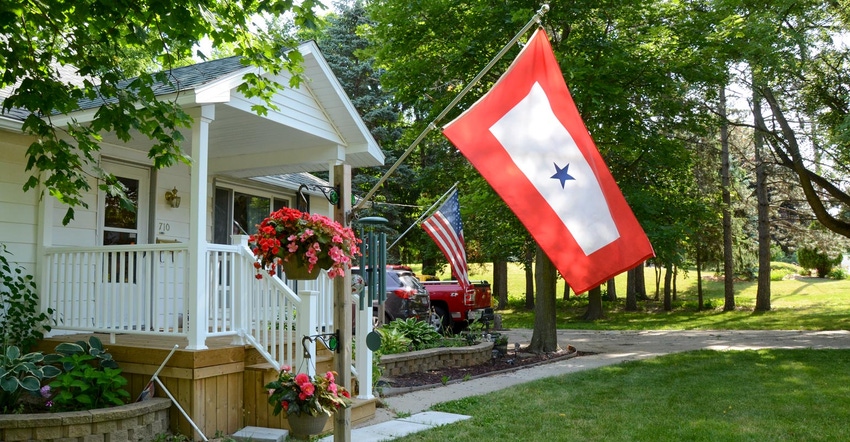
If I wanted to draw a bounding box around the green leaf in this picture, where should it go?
[19,375,40,391]
[0,377,17,392]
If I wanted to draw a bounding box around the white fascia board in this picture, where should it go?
[194,66,255,104]
[299,41,384,165]
[47,90,200,127]
[0,116,23,132]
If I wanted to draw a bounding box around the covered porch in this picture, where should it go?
[32,40,383,438]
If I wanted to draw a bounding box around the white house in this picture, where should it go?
[0,41,383,437]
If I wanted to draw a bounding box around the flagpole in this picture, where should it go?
[388,182,459,250]
[352,4,550,213]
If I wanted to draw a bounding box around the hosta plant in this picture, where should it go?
[0,346,60,413]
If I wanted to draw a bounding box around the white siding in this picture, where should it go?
[0,132,39,269]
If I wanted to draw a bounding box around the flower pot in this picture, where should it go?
[280,257,333,280]
[287,412,329,439]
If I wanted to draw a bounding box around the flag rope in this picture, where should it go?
[387,181,458,250]
[352,4,550,213]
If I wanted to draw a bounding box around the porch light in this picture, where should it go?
[165,187,181,208]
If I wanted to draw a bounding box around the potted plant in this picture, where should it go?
[265,366,352,439]
[250,207,360,280]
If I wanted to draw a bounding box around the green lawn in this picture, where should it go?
[419,262,850,331]
[393,349,850,442]
[387,262,850,441]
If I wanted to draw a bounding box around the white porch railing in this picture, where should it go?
[40,238,372,392]
[42,244,191,336]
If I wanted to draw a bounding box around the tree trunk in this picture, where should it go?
[654,264,661,300]
[582,286,604,320]
[606,278,616,301]
[529,246,558,353]
[753,79,772,312]
[524,247,534,310]
[720,87,736,312]
[696,247,704,311]
[625,267,638,311]
[562,276,571,300]
[663,263,673,311]
[422,256,438,278]
[493,259,508,310]
[635,262,649,301]
[672,265,678,301]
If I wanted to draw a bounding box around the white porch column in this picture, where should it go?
[36,186,54,326]
[353,294,374,400]
[187,105,215,350]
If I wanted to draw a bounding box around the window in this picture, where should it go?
[213,186,292,245]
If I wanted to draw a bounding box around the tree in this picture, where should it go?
[1,0,322,224]
[719,87,736,311]
[529,246,558,353]
[752,77,772,312]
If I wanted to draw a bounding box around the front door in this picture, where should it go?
[98,160,151,330]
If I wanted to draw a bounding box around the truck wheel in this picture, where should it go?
[432,305,451,334]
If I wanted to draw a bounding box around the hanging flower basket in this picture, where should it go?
[279,256,334,280]
[265,367,352,439]
[249,208,360,280]
[286,412,329,439]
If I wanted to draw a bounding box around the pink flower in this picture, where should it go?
[295,373,310,385]
[301,382,315,397]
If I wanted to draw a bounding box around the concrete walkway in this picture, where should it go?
[339,329,850,440]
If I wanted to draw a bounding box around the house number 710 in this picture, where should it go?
[159,222,171,232]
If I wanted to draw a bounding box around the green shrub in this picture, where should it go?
[375,327,411,355]
[769,262,802,281]
[49,337,129,411]
[0,245,53,352]
[798,247,842,277]
[828,268,847,280]
[383,318,441,350]
[0,346,61,413]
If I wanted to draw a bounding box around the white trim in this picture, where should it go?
[0,116,23,132]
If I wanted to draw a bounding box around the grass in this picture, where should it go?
[394,349,850,442]
[391,261,850,441]
[413,262,850,331]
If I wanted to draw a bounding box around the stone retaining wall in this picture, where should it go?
[380,341,494,377]
[0,398,171,442]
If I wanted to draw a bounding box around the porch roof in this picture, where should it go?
[2,41,384,177]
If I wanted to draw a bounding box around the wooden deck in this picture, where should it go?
[37,333,376,439]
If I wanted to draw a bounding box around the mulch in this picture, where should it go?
[380,345,582,390]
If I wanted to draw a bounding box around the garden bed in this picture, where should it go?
[0,398,171,442]
[379,341,495,377]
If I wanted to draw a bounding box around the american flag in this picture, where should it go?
[422,189,471,289]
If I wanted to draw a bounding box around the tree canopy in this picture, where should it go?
[1,0,322,224]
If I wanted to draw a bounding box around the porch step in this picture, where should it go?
[232,426,287,442]
[235,398,377,439]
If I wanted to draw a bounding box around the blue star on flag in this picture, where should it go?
[551,162,575,188]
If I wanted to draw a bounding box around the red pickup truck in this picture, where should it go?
[423,279,494,332]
